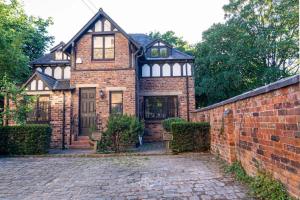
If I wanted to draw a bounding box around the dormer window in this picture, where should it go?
[149,42,169,58]
[54,50,69,60]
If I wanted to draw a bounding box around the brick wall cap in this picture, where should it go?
[193,74,300,113]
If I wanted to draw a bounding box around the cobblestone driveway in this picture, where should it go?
[0,154,253,200]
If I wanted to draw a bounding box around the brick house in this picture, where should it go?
[14,9,195,148]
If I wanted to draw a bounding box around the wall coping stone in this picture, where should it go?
[193,74,299,113]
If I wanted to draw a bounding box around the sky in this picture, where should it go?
[23,0,228,48]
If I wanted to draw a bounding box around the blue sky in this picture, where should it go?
[23,0,228,48]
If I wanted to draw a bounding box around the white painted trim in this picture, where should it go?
[76,84,99,88]
[26,91,53,95]
[106,87,127,91]
[140,91,182,96]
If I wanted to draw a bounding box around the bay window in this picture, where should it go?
[144,96,178,120]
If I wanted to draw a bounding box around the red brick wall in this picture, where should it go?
[74,32,131,70]
[140,77,195,141]
[191,80,300,198]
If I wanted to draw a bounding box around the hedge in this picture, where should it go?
[0,125,52,155]
[170,122,210,153]
[162,117,186,132]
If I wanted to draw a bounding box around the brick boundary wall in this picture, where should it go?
[191,75,300,198]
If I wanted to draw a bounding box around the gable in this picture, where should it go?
[63,8,138,53]
[24,74,52,91]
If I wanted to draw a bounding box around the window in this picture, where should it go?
[152,64,160,77]
[36,67,42,72]
[142,64,150,77]
[110,91,123,114]
[27,96,50,124]
[162,63,171,76]
[144,96,178,120]
[64,66,71,79]
[151,48,159,57]
[183,63,192,76]
[45,67,52,76]
[93,35,115,60]
[54,67,62,79]
[172,63,181,76]
[37,80,43,90]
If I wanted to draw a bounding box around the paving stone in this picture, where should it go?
[0,154,254,199]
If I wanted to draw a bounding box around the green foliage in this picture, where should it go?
[97,115,144,153]
[170,122,210,153]
[149,31,194,55]
[162,117,186,132]
[0,0,53,84]
[0,124,51,155]
[225,161,291,200]
[194,0,299,107]
[0,74,36,124]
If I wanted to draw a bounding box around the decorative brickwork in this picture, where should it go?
[191,75,300,198]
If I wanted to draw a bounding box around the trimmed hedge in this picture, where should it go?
[170,122,210,153]
[0,125,51,155]
[162,117,186,132]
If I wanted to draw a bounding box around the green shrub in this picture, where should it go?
[170,122,210,153]
[0,124,51,155]
[162,117,186,132]
[97,114,144,153]
[225,161,291,200]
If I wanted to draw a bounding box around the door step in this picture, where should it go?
[69,136,94,149]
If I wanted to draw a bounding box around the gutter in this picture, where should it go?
[62,91,66,149]
[133,46,144,118]
[185,60,190,121]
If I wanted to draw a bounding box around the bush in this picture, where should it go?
[97,114,144,153]
[170,122,210,153]
[225,161,291,200]
[162,117,186,132]
[0,124,51,155]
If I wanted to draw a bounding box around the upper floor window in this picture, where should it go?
[142,64,150,77]
[141,63,192,78]
[93,35,115,60]
[54,51,69,60]
[149,42,169,58]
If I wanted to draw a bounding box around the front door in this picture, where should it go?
[79,88,96,136]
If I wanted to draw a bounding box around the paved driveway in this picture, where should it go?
[0,154,253,200]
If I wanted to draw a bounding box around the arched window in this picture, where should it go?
[152,64,160,77]
[94,20,102,32]
[45,67,52,76]
[38,80,43,90]
[172,63,181,76]
[54,67,62,79]
[183,63,192,76]
[64,66,71,79]
[31,80,36,90]
[142,64,150,77]
[36,67,42,72]
[104,20,111,31]
[162,63,171,76]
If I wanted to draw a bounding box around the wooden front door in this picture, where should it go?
[79,88,96,136]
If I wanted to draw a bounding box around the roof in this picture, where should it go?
[129,33,194,60]
[63,8,139,52]
[24,71,73,91]
[50,41,65,53]
[30,53,70,65]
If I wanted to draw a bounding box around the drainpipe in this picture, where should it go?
[133,46,144,118]
[62,90,66,149]
[185,61,190,121]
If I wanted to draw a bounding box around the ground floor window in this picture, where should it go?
[26,96,50,124]
[144,96,178,120]
[110,91,123,115]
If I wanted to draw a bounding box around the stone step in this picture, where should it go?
[77,136,90,140]
[68,144,93,149]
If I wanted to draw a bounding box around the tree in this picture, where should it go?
[194,0,299,107]
[0,0,53,84]
[149,31,194,55]
[0,74,35,125]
